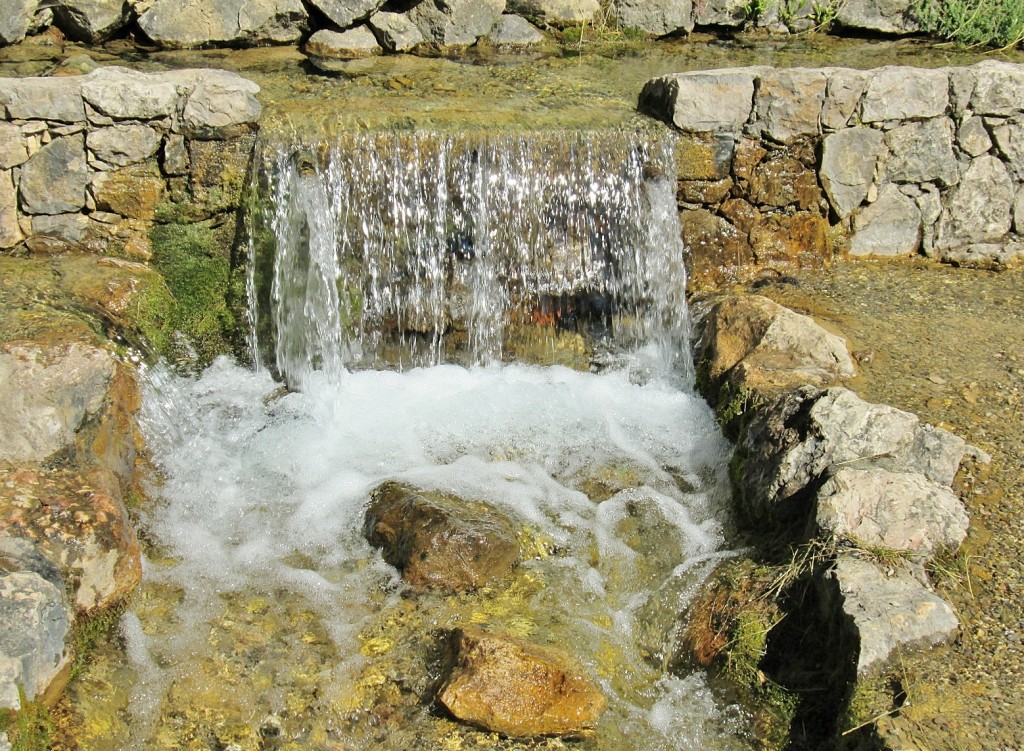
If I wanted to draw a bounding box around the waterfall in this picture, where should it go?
[247,131,692,387]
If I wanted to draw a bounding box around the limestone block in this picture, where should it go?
[861,66,948,123]
[54,0,129,42]
[507,0,601,24]
[181,72,261,133]
[306,0,383,29]
[754,68,827,143]
[94,164,164,221]
[693,0,747,26]
[411,0,506,46]
[820,68,871,130]
[884,118,959,187]
[833,0,918,34]
[138,0,307,47]
[748,151,820,209]
[957,115,992,157]
[611,0,693,35]
[820,127,884,219]
[305,28,381,71]
[826,556,958,676]
[675,133,734,180]
[86,124,161,168]
[81,67,179,120]
[162,133,188,175]
[935,155,1014,248]
[748,212,829,268]
[1015,187,1024,234]
[0,77,86,122]
[19,134,90,215]
[968,59,1024,117]
[991,118,1024,181]
[486,15,545,46]
[369,10,424,51]
[639,68,768,134]
[0,122,30,169]
[850,183,921,256]
[26,213,108,253]
[680,208,754,290]
[0,170,21,249]
[0,0,39,44]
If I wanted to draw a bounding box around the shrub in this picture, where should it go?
[912,0,1024,48]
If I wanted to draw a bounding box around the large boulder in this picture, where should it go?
[486,14,545,46]
[369,10,424,51]
[364,481,520,592]
[507,0,601,25]
[815,467,969,555]
[0,0,50,45]
[410,0,506,46]
[306,0,383,29]
[640,68,766,134]
[54,0,129,42]
[611,0,693,36]
[438,627,606,737]
[935,155,1014,249]
[137,0,307,47]
[0,538,72,709]
[849,183,922,257]
[820,127,884,219]
[833,0,918,35]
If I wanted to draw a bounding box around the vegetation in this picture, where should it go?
[0,687,55,751]
[912,0,1024,48]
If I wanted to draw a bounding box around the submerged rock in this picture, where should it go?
[364,481,519,592]
[305,27,381,71]
[438,626,606,737]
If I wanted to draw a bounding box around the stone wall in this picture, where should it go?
[0,66,260,258]
[639,61,1024,288]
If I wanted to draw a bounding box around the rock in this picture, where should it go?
[675,133,734,181]
[1016,187,1024,234]
[0,0,43,44]
[162,133,188,176]
[93,164,164,221]
[933,241,1024,269]
[748,211,829,268]
[306,0,383,29]
[507,0,600,25]
[368,10,424,51]
[736,386,959,523]
[833,0,918,35]
[0,78,86,123]
[850,183,921,257]
[754,68,827,143]
[0,122,30,169]
[815,467,969,555]
[968,60,1024,117]
[884,118,958,187]
[364,481,519,592]
[748,151,820,209]
[0,170,21,249]
[820,127,883,219]
[0,552,71,709]
[187,136,255,215]
[679,208,754,290]
[909,423,967,487]
[692,0,747,27]
[27,213,107,254]
[137,0,307,48]
[411,0,506,47]
[305,28,381,70]
[639,68,766,134]
[678,178,731,204]
[935,155,1014,249]
[80,67,179,120]
[19,134,90,215]
[438,627,606,737]
[991,119,1024,181]
[53,0,129,42]
[695,294,855,404]
[860,67,948,123]
[957,115,992,158]
[825,556,958,676]
[86,124,161,168]
[486,14,544,46]
[611,0,693,36]
[821,68,870,131]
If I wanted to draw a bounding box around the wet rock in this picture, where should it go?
[93,163,164,221]
[305,28,381,70]
[0,122,30,170]
[957,115,992,158]
[821,68,870,131]
[438,626,606,737]
[639,68,766,134]
[748,211,829,268]
[0,540,71,709]
[86,124,161,168]
[692,0,747,27]
[18,134,90,215]
[307,0,384,30]
[0,170,20,249]
[833,0,918,35]
[678,178,731,204]
[53,0,129,43]
[820,127,883,219]
[815,467,969,555]
[754,68,827,143]
[860,67,948,123]
[507,0,601,25]
[849,183,921,257]
[695,294,854,404]
[369,10,424,52]
[932,240,1024,269]
[137,0,307,48]
[748,151,819,209]
[611,0,693,36]
[186,136,256,215]
[675,132,733,181]
[364,481,519,592]
[968,59,1024,117]
[824,555,958,676]
[0,78,86,123]
[486,14,544,47]
[26,213,107,254]
[935,155,1014,249]
[991,119,1024,181]
[679,208,754,289]
[410,0,505,47]
[736,386,963,524]
[884,118,958,187]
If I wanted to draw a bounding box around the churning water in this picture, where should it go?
[108,131,750,750]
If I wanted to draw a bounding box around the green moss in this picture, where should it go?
[0,687,55,751]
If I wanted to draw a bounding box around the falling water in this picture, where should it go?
[75,131,753,751]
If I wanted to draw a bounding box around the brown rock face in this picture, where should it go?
[438,627,606,738]
[364,482,519,592]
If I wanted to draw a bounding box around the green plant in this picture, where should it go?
[745,0,772,22]
[912,0,1024,48]
[811,0,843,29]
[0,686,55,751]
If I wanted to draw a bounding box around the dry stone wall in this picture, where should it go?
[640,61,1024,288]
